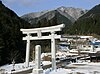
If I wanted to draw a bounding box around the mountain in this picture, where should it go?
[0,1,31,65]
[22,6,87,21]
[68,4,100,35]
[57,6,87,20]
[21,6,87,33]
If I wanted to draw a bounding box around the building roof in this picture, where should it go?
[90,42,100,45]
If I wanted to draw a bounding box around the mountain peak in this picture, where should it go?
[58,6,66,9]
[57,6,87,20]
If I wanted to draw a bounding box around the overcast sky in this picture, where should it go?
[2,0,100,16]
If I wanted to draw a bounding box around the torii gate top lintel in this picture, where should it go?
[20,24,65,34]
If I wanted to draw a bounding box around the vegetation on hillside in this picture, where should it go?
[0,1,31,65]
[22,10,73,33]
[67,4,100,36]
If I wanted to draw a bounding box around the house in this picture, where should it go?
[78,44,94,52]
[90,40,100,52]
[57,42,70,52]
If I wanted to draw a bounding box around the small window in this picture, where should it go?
[95,46,98,48]
[88,46,91,47]
[83,46,86,47]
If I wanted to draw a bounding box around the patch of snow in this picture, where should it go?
[42,61,51,66]
[0,62,35,72]
[43,68,71,74]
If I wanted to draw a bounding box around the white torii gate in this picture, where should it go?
[20,24,65,70]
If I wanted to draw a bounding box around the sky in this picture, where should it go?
[2,0,100,16]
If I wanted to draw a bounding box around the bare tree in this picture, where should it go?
[7,49,21,63]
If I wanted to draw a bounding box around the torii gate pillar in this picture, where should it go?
[25,33,30,68]
[51,31,56,70]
